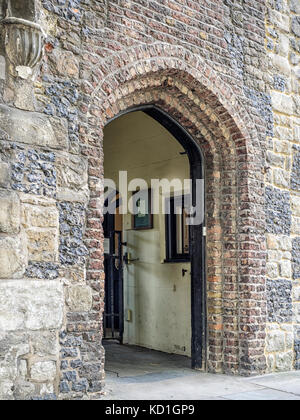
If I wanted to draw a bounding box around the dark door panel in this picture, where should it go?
[103,211,124,342]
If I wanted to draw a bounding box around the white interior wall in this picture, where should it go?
[104,111,192,357]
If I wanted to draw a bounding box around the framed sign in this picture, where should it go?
[132,189,153,230]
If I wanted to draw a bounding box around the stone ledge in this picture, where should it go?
[0,234,27,279]
[0,104,68,150]
[0,191,20,234]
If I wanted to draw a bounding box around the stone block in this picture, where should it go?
[294,96,300,117]
[0,332,30,361]
[267,354,275,372]
[39,383,55,398]
[0,191,20,234]
[279,34,290,58]
[0,161,9,186]
[0,105,68,150]
[286,333,293,350]
[291,196,300,217]
[266,330,285,352]
[274,139,291,154]
[281,236,293,252]
[268,9,290,33]
[294,286,300,301]
[30,361,57,382]
[30,331,59,357]
[56,189,89,204]
[274,126,293,142]
[267,234,279,250]
[0,280,64,331]
[294,303,300,323]
[270,54,291,77]
[280,261,292,278]
[0,56,5,81]
[0,235,27,279]
[22,205,58,229]
[266,151,285,167]
[290,0,300,14]
[268,250,280,261]
[275,351,293,372]
[282,251,292,260]
[26,229,58,263]
[292,17,300,38]
[56,154,88,192]
[56,153,89,204]
[267,262,279,278]
[292,216,300,235]
[13,380,36,400]
[281,325,293,332]
[13,82,36,111]
[273,169,289,188]
[60,267,86,285]
[66,285,93,312]
[52,50,79,78]
[0,332,32,399]
[0,380,14,400]
[271,92,294,115]
[293,125,300,143]
[18,360,28,379]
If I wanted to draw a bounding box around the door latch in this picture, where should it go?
[124,252,139,265]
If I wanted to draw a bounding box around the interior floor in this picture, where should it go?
[104,340,192,379]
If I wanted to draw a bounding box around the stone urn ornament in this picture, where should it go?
[1,0,46,78]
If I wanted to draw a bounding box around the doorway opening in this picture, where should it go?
[102,106,205,373]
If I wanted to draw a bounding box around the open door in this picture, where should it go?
[103,194,124,342]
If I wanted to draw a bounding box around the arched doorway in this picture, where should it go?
[85,44,267,377]
[102,106,206,370]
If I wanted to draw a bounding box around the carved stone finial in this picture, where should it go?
[2,18,45,68]
[1,0,45,78]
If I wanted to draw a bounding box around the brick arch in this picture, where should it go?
[86,43,260,153]
[83,44,267,375]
